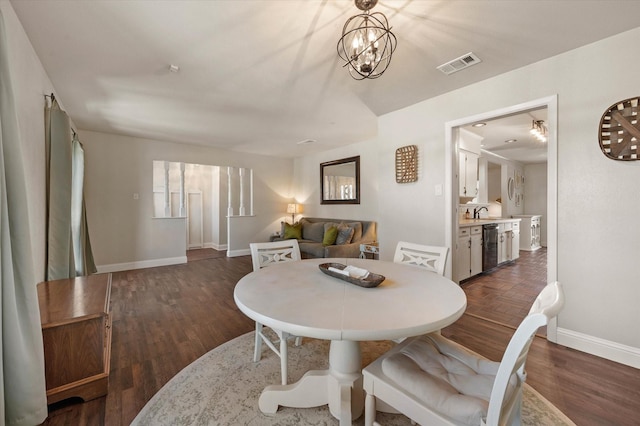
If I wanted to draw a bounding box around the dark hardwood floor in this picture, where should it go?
[461,248,548,335]
[186,248,227,262]
[41,250,640,425]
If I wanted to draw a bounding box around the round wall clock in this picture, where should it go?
[598,97,640,161]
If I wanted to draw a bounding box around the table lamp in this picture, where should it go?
[286,203,302,223]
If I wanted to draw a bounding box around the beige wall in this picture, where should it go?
[5,0,639,368]
[80,130,294,269]
[3,0,295,273]
[293,138,379,223]
[295,27,640,367]
[380,28,640,366]
[524,163,547,246]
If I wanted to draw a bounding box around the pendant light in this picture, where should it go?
[337,0,397,80]
[530,120,548,143]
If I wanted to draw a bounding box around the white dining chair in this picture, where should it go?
[392,242,450,344]
[394,241,449,276]
[249,240,303,385]
[362,281,565,426]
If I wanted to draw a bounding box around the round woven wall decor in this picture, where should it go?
[598,97,640,161]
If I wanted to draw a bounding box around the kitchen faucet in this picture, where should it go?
[473,206,488,219]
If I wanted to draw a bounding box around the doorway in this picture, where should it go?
[445,95,558,341]
[187,190,204,249]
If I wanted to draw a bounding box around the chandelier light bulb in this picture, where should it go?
[530,120,548,143]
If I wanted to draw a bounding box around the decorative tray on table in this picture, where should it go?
[318,263,385,288]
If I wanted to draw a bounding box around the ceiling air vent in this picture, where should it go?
[437,52,482,75]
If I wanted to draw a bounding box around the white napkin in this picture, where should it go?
[328,266,349,276]
[343,265,370,279]
[327,265,370,279]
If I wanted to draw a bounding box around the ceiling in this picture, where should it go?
[10,1,640,158]
[462,108,548,164]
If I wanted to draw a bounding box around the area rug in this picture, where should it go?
[132,332,575,425]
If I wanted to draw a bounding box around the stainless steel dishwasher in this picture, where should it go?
[482,223,499,271]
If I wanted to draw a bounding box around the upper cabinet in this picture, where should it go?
[459,151,479,198]
[458,129,483,200]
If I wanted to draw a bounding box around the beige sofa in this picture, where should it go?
[272,217,377,259]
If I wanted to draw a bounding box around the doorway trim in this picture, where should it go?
[444,95,558,341]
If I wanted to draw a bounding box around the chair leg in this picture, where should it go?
[365,393,376,426]
[253,322,263,362]
[280,332,289,385]
[510,390,523,425]
[294,336,302,346]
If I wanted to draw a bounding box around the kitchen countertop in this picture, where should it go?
[459,217,522,227]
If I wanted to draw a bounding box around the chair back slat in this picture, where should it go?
[250,240,301,272]
[393,241,449,276]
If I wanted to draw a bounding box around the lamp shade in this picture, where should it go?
[287,203,302,214]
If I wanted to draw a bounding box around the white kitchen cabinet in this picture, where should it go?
[514,215,541,251]
[456,226,483,282]
[471,228,483,276]
[497,222,512,264]
[458,150,479,198]
[511,221,520,260]
[456,231,471,281]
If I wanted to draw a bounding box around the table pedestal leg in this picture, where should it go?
[328,340,363,423]
[258,340,363,425]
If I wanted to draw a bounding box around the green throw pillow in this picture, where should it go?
[322,226,339,246]
[283,222,302,240]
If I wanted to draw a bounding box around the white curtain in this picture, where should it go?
[45,101,96,280]
[71,135,96,275]
[0,8,48,426]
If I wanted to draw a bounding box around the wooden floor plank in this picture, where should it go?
[460,248,548,333]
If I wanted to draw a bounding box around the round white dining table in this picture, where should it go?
[233,257,467,425]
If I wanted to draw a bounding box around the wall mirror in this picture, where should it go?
[320,156,360,204]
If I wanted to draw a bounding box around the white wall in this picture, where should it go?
[293,138,379,224]
[374,27,640,367]
[376,100,452,259]
[1,0,58,283]
[6,0,639,367]
[487,165,501,200]
[524,163,547,246]
[501,163,525,218]
[210,166,227,249]
[294,27,640,367]
[80,130,294,269]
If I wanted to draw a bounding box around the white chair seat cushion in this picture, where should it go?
[381,333,514,426]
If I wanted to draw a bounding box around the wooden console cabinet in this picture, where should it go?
[38,273,112,404]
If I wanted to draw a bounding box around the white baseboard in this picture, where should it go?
[96,256,187,273]
[202,242,228,251]
[226,248,250,257]
[556,327,640,369]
